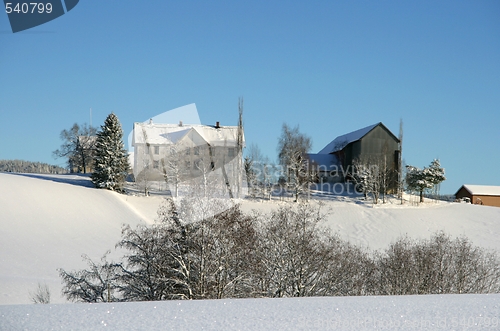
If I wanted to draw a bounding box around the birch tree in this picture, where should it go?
[277,123,312,202]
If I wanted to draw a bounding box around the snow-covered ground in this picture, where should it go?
[0,173,150,305]
[1,294,499,330]
[1,173,500,329]
[240,194,500,251]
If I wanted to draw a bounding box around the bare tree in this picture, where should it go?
[53,123,97,173]
[244,155,256,198]
[192,204,260,299]
[352,148,393,205]
[135,126,154,196]
[236,97,244,198]
[116,206,195,301]
[161,144,185,197]
[375,232,500,295]
[261,159,276,200]
[257,203,333,297]
[277,123,312,202]
[245,144,275,200]
[59,199,500,303]
[352,156,381,203]
[29,282,51,304]
[58,253,119,303]
[398,119,404,203]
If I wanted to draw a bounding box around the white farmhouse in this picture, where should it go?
[132,120,244,196]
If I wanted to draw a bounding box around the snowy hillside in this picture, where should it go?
[0,173,150,305]
[1,172,500,307]
[240,196,500,251]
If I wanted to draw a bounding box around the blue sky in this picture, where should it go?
[1,1,499,194]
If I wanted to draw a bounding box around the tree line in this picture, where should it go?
[0,159,67,174]
[59,200,500,303]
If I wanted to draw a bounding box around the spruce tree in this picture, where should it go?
[91,113,129,191]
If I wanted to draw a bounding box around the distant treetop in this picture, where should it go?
[0,159,68,174]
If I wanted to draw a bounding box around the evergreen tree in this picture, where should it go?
[406,159,445,202]
[91,113,129,191]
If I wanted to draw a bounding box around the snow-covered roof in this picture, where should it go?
[192,126,241,147]
[318,122,391,154]
[307,153,340,169]
[132,122,243,147]
[460,185,500,196]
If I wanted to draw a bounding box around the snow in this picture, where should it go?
[318,122,380,154]
[240,196,500,251]
[0,173,148,305]
[460,184,500,196]
[127,103,202,151]
[132,122,241,147]
[2,172,500,329]
[192,126,242,147]
[133,123,192,145]
[1,294,499,330]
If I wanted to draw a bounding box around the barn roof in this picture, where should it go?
[458,185,500,196]
[318,122,398,154]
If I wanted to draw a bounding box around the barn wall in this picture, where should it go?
[455,187,472,200]
[360,125,399,168]
[472,195,500,207]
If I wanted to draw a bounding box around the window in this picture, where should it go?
[228,147,235,157]
[153,160,159,169]
[194,146,200,155]
[154,146,159,155]
[185,147,190,155]
[185,160,191,169]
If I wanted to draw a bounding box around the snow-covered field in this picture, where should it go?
[1,294,499,330]
[0,173,150,305]
[240,194,500,251]
[1,173,500,329]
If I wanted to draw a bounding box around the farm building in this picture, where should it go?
[131,120,244,197]
[455,185,500,207]
[307,122,400,188]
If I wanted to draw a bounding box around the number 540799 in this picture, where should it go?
[5,2,53,14]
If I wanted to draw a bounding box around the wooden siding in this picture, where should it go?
[455,186,500,207]
[471,195,500,207]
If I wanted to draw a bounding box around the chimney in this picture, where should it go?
[179,120,183,127]
[215,121,220,128]
[149,118,153,124]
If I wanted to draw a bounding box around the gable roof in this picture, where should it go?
[318,122,398,154]
[192,126,242,147]
[132,122,243,148]
[457,185,500,197]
